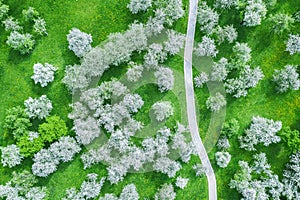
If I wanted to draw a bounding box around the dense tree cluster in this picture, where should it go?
[67,28,93,57]
[32,136,80,177]
[0,170,48,199]
[63,173,105,200]
[24,95,52,119]
[230,153,283,200]
[154,67,174,92]
[206,92,227,112]
[239,116,282,151]
[31,63,57,87]
[0,2,9,20]
[272,65,300,93]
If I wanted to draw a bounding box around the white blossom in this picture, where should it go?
[31,63,57,87]
[67,28,93,57]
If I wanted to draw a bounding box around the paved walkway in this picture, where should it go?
[183,0,217,199]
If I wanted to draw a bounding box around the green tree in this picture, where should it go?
[279,127,300,152]
[221,118,240,138]
[10,170,37,195]
[17,133,44,157]
[3,106,31,140]
[38,115,68,143]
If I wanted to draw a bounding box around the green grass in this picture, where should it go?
[194,0,300,199]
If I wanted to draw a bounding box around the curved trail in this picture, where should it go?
[183,0,217,199]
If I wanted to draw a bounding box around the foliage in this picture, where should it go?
[62,173,105,200]
[278,127,300,153]
[214,0,238,9]
[206,92,227,112]
[154,184,176,200]
[268,13,295,34]
[126,62,143,82]
[32,136,80,177]
[286,34,300,55]
[10,170,37,195]
[151,101,174,121]
[67,28,93,57]
[38,115,68,143]
[193,164,207,177]
[272,65,300,93]
[119,184,139,200]
[24,95,53,119]
[220,118,240,138]
[3,106,31,140]
[214,25,238,44]
[33,17,48,36]
[31,63,57,87]
[127,0,152,14]
[0,3,9,20]
[154,67,174,92]
[242,0,267,27]
[194,36,218,57]
[17,132,44,157]
[229,155,283,200]
[232,42,251,64]
[153,157,182,178]
[194,72,209,88]
[22,7,39,21]
[197,2,219,34]
[0,144,23,168]
[282,151,300,200]
[6,31,35,54]
[73,116,100,145]
[216,136,230,150]
[175,177,189,189]
[210,58,228,81]
[239,116,282,151]
[163,30,185,56]
[215,151,231,168]
[2,17,22,32]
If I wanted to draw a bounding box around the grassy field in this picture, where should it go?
[194,0,300,199]
[0,0,209,199]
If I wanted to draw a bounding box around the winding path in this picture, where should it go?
[183,0,217,199]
